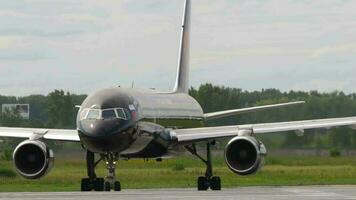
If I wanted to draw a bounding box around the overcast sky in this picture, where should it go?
[0,0,356,96]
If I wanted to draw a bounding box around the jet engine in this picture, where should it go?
[13,140,54,179]
[224,136,267,175]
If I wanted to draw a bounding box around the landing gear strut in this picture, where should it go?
[81,151,105,191]
[81,151,121,192]
[186,142,221,191]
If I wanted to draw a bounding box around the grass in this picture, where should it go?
[1,155,356,192]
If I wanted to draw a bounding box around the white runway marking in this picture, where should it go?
[0,186,356,200]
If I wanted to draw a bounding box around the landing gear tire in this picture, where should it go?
[81,178,104,191]
[94,178,105,191]
[114,181,121,191]
[197,177,209,191]
[81,178,91,191]
[103,181,121,191]
[104,181,111,191]
[210,176,221,191]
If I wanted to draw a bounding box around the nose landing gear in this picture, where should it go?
[103,153,121,191]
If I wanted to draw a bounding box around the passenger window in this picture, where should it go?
[116,109,126,119]
[87,109,100,119]
[102,109,116,119]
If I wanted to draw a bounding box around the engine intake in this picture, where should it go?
[13,140,54,179]
[225,136,266,176]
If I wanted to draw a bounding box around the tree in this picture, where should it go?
[47,90,75,128]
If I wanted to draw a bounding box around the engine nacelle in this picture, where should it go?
[225,136,267,176]
[13,140,54,179]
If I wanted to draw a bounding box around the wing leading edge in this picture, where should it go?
[171,116,356,143]
[0,127,80,142]
[204,101,305,120]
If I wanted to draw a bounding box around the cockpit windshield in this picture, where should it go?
[102,109,116,119]
[87,109,101,120]
[80,108,130,120]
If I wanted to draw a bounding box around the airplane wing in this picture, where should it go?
[204,101,305,120]
[0,127,80,142]
[170,116,356,143]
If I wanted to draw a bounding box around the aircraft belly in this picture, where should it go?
[119,135,154,155]
[120,136,168,158]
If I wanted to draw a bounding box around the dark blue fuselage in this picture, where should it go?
[77,87,204,156]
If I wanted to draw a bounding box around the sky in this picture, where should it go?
[0,0,356,96]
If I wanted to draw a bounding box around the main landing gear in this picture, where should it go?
[186,142,221,191]
[81,151,121,192]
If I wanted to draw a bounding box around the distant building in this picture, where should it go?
[2,104,30,119]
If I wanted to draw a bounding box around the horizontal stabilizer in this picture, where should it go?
[204,101,305,120]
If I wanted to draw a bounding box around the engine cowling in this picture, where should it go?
[13,140,54,179]
[225,136,267,176]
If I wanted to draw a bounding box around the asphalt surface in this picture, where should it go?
[1,186,356,200]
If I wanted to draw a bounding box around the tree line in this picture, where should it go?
[1,84,356,150]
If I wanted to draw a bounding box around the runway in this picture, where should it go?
[1,186,356,200]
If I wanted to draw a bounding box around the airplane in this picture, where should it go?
[1,0,356,192]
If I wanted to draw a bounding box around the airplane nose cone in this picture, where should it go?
[78,119,135,153]
[79,119,121,137]
[76,87,138,153]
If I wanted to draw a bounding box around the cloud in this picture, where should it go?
[59,14,103,23]
[0,37,18,49]
[0,0,356,95]
[291,78,356,92]
[311,43,356,58]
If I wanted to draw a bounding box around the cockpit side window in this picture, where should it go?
[80,109,89,120]
[102,109,117,119]
[124,109,132,120]
[115,108,127,120]
[86,109,101,119]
